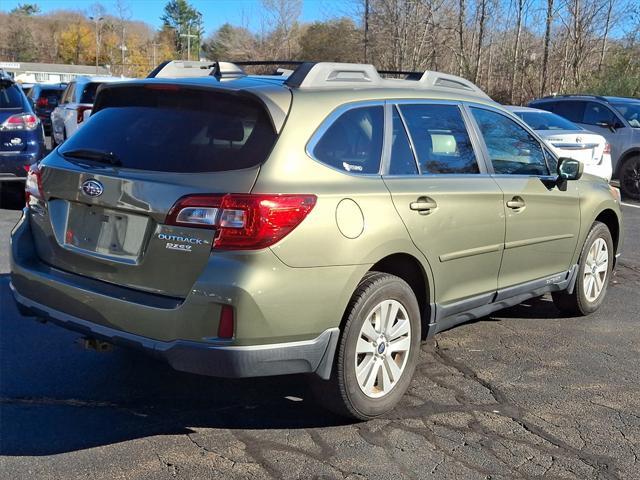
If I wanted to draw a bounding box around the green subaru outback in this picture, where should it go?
[10,62,623,420]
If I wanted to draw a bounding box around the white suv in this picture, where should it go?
[51,76,129,146]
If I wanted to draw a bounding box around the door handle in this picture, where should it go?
[506,196,526,209]
[410,197,438,213]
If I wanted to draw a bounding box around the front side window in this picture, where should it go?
[399,103,479,174]
[62,83,75,104]
[471,107,548,176]
[312,105,384,174]
[583,102,617,126]
[613,102,640,128]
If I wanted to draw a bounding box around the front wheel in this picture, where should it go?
[313,272,421,420]
[552,221,613,315]
[619,156,640,201]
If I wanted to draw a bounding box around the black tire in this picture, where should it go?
[552,221,613,316]
[312,271,421,420]
[619,155,640,201]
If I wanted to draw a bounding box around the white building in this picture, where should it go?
[0,62,111,83]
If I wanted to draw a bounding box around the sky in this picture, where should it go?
[0,0,355,34]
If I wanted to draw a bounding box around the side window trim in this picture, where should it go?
[392,99,487,175]
[388,103,420,175]
[306,100,386,177]
[464,103,551,177]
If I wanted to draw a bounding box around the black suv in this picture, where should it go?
[529,95,640,200]
[27,83,67,135]
[0,71,46,183]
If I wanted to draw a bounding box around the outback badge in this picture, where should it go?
[81,179,104,197]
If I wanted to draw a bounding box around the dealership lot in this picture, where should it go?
[0,203,639,479]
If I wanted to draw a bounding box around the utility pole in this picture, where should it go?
[89,16,103,74]
[364,0,369,63]
[180,23,197,61]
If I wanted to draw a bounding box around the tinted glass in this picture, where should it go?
[59,87,277,173]
[471,107,548,176]
[552,101,585,123]
[515,111,580,131]
[313,106,383,174]
[389,107,418,175]
[0,82,23,109]
[582,102,616,126]
[400,104,479,174]
[613,102,640,128]
[80,82,103,103]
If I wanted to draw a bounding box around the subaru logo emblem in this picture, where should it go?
[81,179,103,197]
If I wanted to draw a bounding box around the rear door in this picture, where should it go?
[30,84,285,297]
[382,101,505,307]
[468,105,580,289]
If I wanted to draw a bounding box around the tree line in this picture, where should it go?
[1,0,638,103]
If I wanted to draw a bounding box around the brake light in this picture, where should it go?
[0,113,39,131]
[166,194,317,250]
[25,163,44,203]
[36,97,48,107]
[77,106,92,124]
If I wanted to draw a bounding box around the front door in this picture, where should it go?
[383,102,505,307]
[468,105,581,289]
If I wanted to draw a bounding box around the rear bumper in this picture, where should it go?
[10,209,351,379]
[12,284,339,379]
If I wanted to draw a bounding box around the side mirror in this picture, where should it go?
[557,157,583,181]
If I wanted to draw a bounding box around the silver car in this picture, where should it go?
[529,95,640,200]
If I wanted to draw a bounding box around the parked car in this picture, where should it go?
[27,83,67,135]
[11,62,623,420]
[506,105,612,181]
[0,71,45,183]
[50,76,129,146]
[529,95,640,199]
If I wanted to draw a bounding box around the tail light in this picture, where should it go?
[25,163,44,203]
[166,193,317,250]
[77,106,92,124]
[603,143,611,155]
[36,97,48,107]
[0,113,39,131]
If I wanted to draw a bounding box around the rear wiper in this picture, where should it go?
[61,148,122,166]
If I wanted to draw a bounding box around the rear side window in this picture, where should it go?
[312,105,384,174]
[389,107,418,175]
[471,107,548,176]
[400,103,479,174]
[0,82,23,109]
[583,102,617,126]
[552,101,585,123]
[59,86,277,173]
[80,82,103,104]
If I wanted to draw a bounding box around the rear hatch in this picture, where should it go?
[29,82,285,297]
[0,80,28,157]
[542,130,605,166]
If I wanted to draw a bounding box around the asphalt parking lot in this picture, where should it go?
[1,195,639,479]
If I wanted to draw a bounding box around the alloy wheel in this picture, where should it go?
[583,237,609,303]
[355,299,412,398]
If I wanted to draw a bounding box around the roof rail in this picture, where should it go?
[539,93,609,102]
[283,62,492,100]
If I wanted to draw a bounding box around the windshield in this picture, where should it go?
[515,111,581,131]
[612,102,640,128]
[0,82,23,109]
[59,86,277,173]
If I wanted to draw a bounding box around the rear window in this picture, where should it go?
[515,111,580,131]
[0,82,23,109]
[80,82,104,104]
[59,86,277,173]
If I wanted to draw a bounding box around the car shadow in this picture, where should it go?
[0,274,350,456]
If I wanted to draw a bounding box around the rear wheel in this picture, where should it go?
[619,156,640,201]
[313,272,421,420]
[552,222,613,315]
